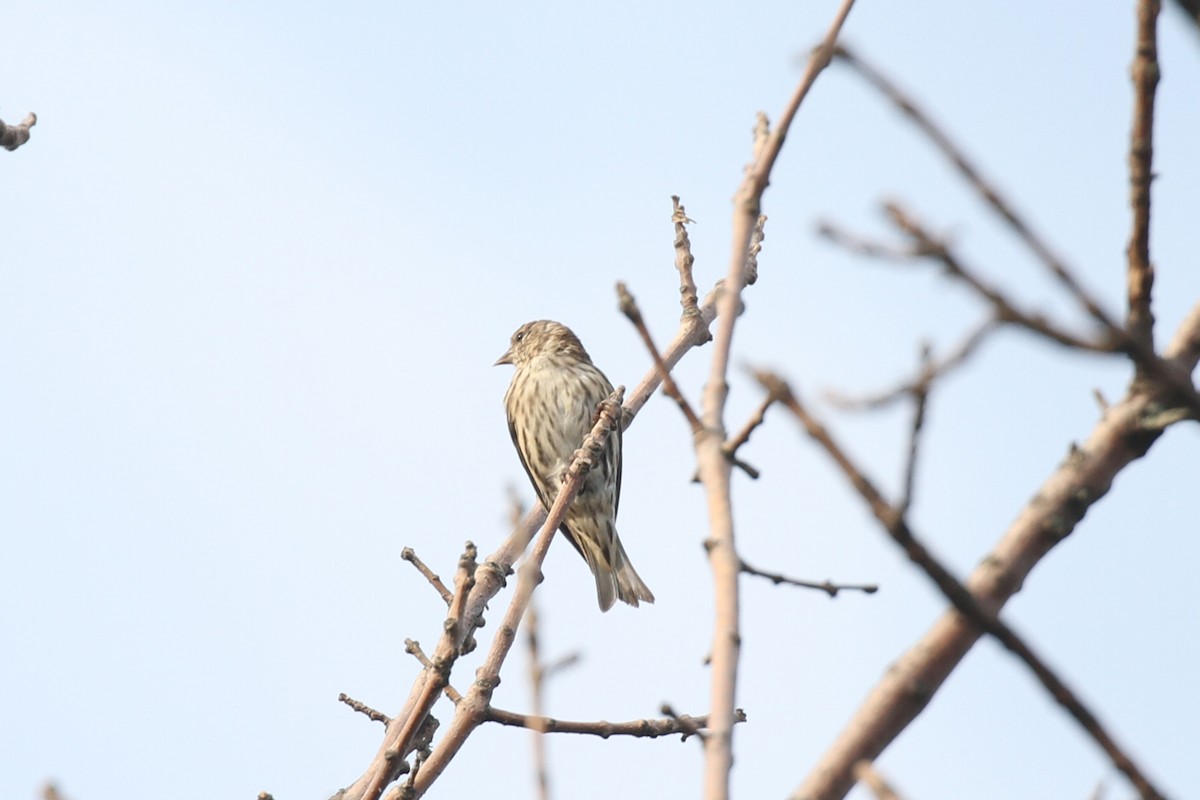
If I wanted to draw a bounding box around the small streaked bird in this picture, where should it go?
[496,320,654,611]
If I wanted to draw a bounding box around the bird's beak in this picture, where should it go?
[494,349,514,366]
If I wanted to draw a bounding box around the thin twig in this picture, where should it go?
[485,706,747,740]
[1125,0,1161,354]
[401,548,454,606]
[740,557,877,597]
[720,389,780,479]
[618,281,703,433]
[759,372,1169,800]
[662,703,710,746]
[672,196,703,321]
[897,345,931,516]
[540,652,581,680]
[340,693,393,727]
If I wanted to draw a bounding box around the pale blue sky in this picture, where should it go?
[3,2,1199,799]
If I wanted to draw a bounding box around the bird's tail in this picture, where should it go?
[579,523,654,612]
[610,534,655,610]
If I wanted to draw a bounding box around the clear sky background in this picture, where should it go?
[3,2,1199,799]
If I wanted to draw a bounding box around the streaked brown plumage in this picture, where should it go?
[496,320,654,611]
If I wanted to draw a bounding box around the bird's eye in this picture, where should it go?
[514,332,525,342]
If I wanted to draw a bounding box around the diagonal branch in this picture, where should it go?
[759,372,1167,800]
[618,282,703,433]
[401,547,454,605]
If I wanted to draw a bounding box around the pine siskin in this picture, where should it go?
[496,320,654,612]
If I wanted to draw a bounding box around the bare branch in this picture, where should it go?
[1125,0,1161,354]
[740,556,877,598]
[486,706,747,740]
[672,196,703,321]
[340,693,393,727]
[759,372,1170,800]
[721,388,779,478]
[401,548,453,606]
[618,281,703,434]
